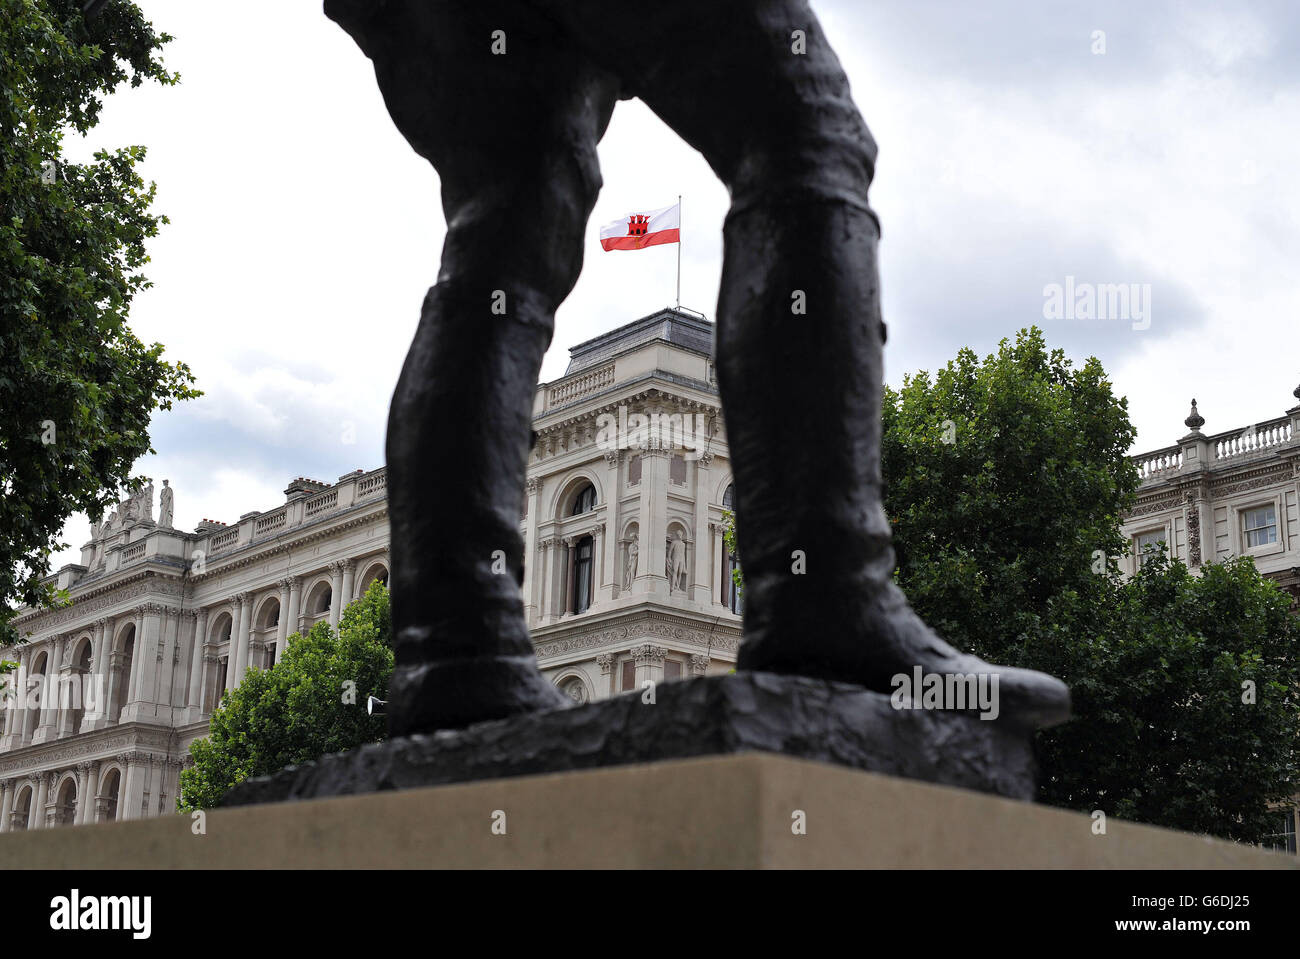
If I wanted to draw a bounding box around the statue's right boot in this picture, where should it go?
[385,282,569,736]
[719,197,1070,730]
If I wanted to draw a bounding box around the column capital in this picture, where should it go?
[602,449,622,466]
[630,644,667,666]
[276,576,297,590]
[526,476,543,494]
[230,591,249,608]
[595,654,613,674]
[288,577,303,594]
[690,654,710,674]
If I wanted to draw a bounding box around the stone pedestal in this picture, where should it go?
[226,672,1039,805]
[0,754,1291,869]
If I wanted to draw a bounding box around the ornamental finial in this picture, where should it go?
[1184,398,1205,432]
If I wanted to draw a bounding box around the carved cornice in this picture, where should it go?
[532,611,741,660]
[11,575,180,635]
[1212,471,1291,499]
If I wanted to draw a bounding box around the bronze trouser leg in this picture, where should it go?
[329,0,620,733]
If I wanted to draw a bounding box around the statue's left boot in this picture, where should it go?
[718,198,1070,730]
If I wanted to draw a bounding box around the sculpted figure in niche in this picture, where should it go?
[666,530,687,594]
[623,533,639,590]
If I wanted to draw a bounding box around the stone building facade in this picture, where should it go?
[0,307,740,831]
[1122,388,1300,601]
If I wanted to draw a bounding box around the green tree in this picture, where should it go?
[723,327,1300,842]
[178,581,394,811]
[1,0,198,646]
[1034,552,1300,842]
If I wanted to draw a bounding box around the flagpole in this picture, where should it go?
[676,194,682,311]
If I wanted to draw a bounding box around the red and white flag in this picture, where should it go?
[599,202,681,252]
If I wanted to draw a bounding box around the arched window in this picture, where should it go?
[55,778,77,827]
[572,535,594,614]
[99,768,121,823]
[12,784,33,831]
[571,483,596,516]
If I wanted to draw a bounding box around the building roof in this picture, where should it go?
[564,307,714,375]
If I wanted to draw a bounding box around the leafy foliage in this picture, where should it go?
[178,582,394,811]
[724,327,1300,842]
[1,0,198,645]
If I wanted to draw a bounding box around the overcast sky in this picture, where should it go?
[52,0,1300,566]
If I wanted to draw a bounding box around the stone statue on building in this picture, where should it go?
[142,481,155,523]
[666,531,687,594]
[319,0,1069,750]
[623,533,638,590]
[158,480,174,528]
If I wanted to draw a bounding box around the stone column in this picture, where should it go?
[328,563,345,628]
[711,521,726,607]
[229,593,250,690]
[591,522,606,605]
[126,604,164,720]
[120,753,146,822]
[563,538,577,615]
[602,451,622,601]
[20,647,40,744]
[106,650,127,723]
[691,453,714,602]
[187,607,207,715]
[637,447,671,595]
[32,637,62,744]
[53,642,73,738]
[596,654,614,698]
[44,770,61,828]
[127,606,146,705]
[162,606,182,707]
[522,477,541,621]
[31,772,49,829]
[79,762,101,825]
[284,577,302,647]
[340,560,356,611]
[0,779,10,833]
[631,643,666,690]
[535,539,551,622]
[83,618,109,730]
[274,579,292,663]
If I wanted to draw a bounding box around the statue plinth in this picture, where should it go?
[225,672,1041,806]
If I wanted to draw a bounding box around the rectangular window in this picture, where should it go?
[621,659,636,692]
[664,660,682,682]
[1243,505,1278,549]
[669,454,687,486]
[1263,810,1297,854]
[1134,529,1166,568]
[628,455,642,486]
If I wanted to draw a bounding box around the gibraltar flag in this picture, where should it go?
[599,202,680,251]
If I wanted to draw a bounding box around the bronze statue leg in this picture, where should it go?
[328,0,621,733]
